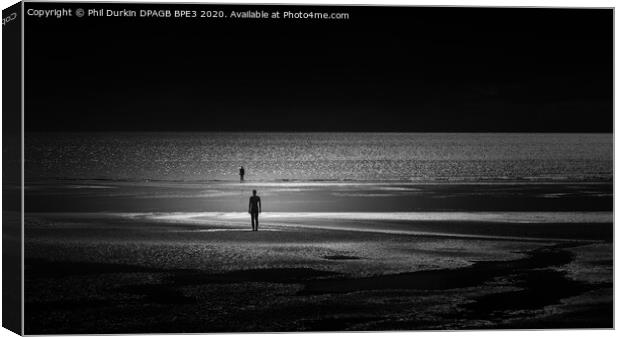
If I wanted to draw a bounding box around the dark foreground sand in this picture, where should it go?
[22,181,613,333]
[24,212,612,333]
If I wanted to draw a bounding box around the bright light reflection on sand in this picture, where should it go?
[140,211,612,224]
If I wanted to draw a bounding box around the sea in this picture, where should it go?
[25,132,612,183]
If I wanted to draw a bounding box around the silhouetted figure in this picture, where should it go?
[239,166,245,182]
[248,189,261,231]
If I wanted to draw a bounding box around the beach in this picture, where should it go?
[24,180,613,333]
[19,3,613,332]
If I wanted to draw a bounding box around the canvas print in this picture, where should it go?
[13,1,615,334]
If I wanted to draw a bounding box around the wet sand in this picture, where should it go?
[23,181,613,333]
[24,180,613,213]
[25,217,612,333]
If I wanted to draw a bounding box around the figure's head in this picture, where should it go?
[252,190,257,196]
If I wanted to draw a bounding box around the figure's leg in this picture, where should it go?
[251,213,255,230]
[255,214,259,231]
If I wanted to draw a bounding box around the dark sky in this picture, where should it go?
[25,3,612,132]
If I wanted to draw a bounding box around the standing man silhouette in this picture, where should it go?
[248,190,261,231]
[239,166,245,182]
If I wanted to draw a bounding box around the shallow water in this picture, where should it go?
[26,132,612,183]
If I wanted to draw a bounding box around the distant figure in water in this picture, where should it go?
[239,166,245,182]
[248,189,261,231]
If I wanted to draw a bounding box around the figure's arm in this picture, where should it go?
[258,198,261,213]
[248,199,251,213]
